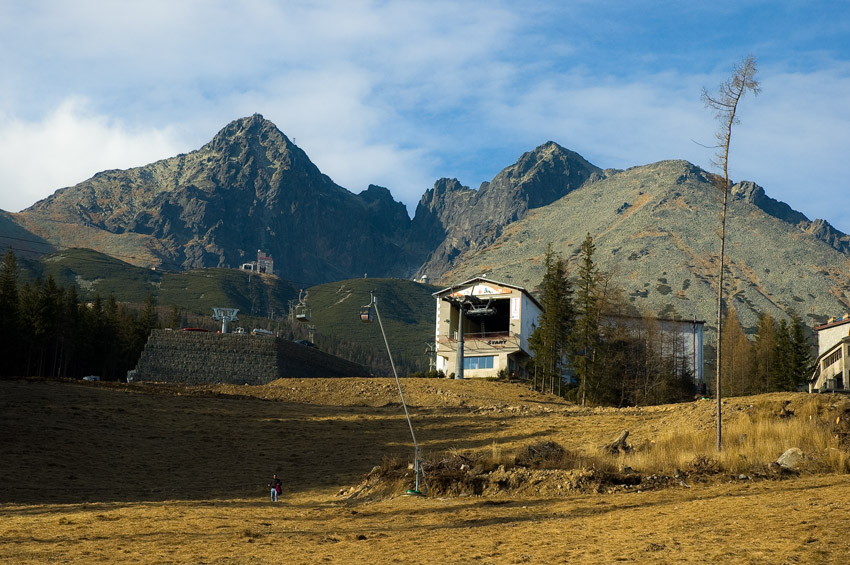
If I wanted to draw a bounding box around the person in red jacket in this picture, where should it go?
[268,474,282,502]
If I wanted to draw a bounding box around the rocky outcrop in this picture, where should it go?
[800,218,850,255]
[732,181,809,226]
[411,142,601,279]
[732,181,850,255]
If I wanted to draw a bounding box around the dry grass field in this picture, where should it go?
[3,377,850,564]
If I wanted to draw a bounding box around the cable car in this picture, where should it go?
[295,305,311,322]
[360,304,374,323]
[295,289,311,322]
[465,295,495,317]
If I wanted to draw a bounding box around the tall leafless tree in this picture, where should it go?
[702,55,760,452]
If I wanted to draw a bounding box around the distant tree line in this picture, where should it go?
[0,250,162,380]
[717,307,811,396]
[528,236,812,407]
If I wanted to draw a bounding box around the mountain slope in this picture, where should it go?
[13,115,422,285]
[5,114,850,336]
[441,160,850,332]
[303,277,439,373]
[31,247,298,316]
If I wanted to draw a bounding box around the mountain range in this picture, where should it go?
[3,114,849,333]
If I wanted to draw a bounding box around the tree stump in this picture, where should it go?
[604,430,631,454]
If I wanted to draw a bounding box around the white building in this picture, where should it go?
[809,315,850,393]
[433,278,542,378]
[241,250,274,274]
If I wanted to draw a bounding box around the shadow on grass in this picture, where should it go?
[1,380,561,505]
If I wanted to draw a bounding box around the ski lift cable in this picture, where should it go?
[365,291,428,496]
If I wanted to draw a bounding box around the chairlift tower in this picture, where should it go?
[425,343,437,372]
[360,291,427,496]
[212,307,239,334]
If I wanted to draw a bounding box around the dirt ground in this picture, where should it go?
[3,378,850,564]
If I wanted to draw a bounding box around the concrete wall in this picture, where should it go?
[134,330,369,385]
[817,320,850,357]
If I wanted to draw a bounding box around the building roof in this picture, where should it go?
[432,277,543,310]
[815,315,850,332]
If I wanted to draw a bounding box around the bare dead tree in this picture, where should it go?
[702,55,760,452]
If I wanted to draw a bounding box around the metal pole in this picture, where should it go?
[371,293,424,493]
[455,307,465,380]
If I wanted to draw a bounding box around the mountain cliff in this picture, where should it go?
[13,115,421,285]
[410,142,601,279]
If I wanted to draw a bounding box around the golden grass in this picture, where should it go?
[450,395,850,481]
[613,396,850,476]
[5,380,850,563]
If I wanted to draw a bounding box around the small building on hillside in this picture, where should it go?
[241,250,274,274]
[809,315,850,393]
[433,278,542,378]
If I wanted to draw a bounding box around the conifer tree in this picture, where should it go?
[0,250,21,376]
[529,244,574,394]
[788,314,812,390]
[752,313,777,393]
[719,308,750,397]
[703,55,759,451]
[773,318,793,391]
[571,233,601,405]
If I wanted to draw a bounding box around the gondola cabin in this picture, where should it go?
[360,305,374,323]
[295,305,311,322]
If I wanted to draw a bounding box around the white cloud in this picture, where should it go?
[0,99,186,212]
[1,2,850,233]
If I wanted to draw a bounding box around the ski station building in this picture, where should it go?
[433,278,542,379]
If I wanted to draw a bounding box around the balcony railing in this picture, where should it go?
[438,331,511,341]
[436,332,521,350]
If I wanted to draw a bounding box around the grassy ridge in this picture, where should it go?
[24,249,439,372]
[30,248,299,316]
[304,277,439,373]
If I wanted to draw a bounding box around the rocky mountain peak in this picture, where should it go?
[411,144,603,280]
[210,113,286,143]
[801,218,850,255]
[732,180,809,226]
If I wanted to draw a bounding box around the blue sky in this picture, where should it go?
[2,1,849,231]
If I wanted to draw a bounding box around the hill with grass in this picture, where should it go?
[299,277,440,374]
[19,248,438,374]
[26,247,299,320]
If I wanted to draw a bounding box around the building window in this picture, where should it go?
[824,348,843,370]
[464,356,494,370]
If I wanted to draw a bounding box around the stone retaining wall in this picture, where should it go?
[134,330,369,384]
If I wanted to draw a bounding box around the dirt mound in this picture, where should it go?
[341,444,605,500]
[183,377,571,410]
